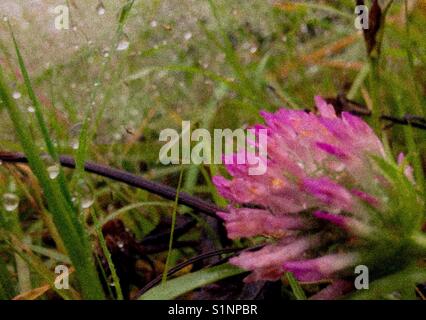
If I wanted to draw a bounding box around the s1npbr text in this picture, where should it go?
[168,304,258,317]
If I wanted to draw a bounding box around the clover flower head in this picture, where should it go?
[214,97,425,299]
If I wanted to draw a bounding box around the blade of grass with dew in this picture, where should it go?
[286,272,307,300]
[0,187,32,295]
[9,26,73,206]
[162,165,184,283]
[140,263,245,300]
[74,0,136,183]
[91,209,124,300]
[0,66,105,299]
[9,27,90,257]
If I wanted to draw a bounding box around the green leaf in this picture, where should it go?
[118,0,136,27]
[139,263,245,300]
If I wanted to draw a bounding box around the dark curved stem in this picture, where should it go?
[0,151,224,218]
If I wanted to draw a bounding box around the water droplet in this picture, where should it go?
[183,32,192,41]
[69,123,81,150]
[113,132,122,141]
[27,106,35,113]
[47,165,60,179]
[41,155,60,180]
[116,34,130,51]
[70,139,80,150]
[12,91,21,100]
[73,180,95,209]
[150,20,158,28]
[96,1,106,15]
[3,193,19,212]
[81,196,94,209]
[102,48,110,58]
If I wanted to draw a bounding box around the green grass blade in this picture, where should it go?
[286,272,307,300]
[0,66,105,300]
[92,209,124,300]
[162,165,184,283]
[140,263,245,300]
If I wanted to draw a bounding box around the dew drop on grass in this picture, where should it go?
[69,123,82,150]
[249,46,258,54]
[102,48,110,58]
[12,91,21,100]
[184,32,193,41]
[96,1,106,16]
[41,154,60,180]
[73,180,95,209]
[3,193,19,212]
[116,34,130,51]
[47,165,60,180]
[70,139,80,150]
[81,195,94,209]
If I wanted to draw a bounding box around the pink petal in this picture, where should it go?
[315,96,336,118]
[309,280,353,300]
[219,208,306,239]
[303,177,354,211]
[283,253,358,282]
[316,142,349,160]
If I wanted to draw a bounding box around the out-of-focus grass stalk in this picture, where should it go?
[395,95,425,196]
[74,0,136,181]
[162,165,184,284]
